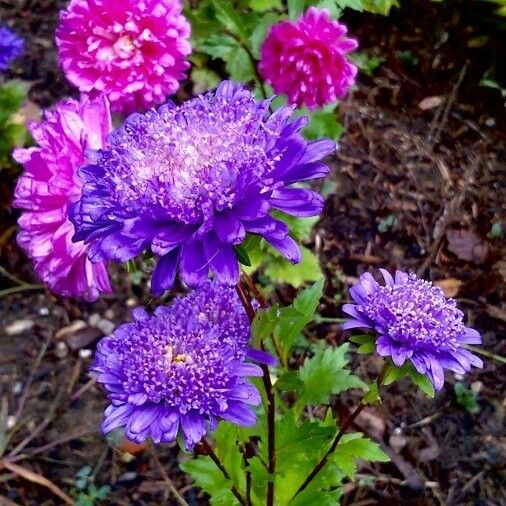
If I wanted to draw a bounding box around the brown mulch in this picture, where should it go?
[0,0,505,505]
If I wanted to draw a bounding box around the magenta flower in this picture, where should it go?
[259,7,358,109]
[343,270,483,390]
[13,95,112,301]
[56,0,191,113]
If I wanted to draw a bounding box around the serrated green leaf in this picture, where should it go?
[181,457,240,505]
[363,381,381,404]
[332,433,389,476]
[198,33,238,60]
[303,107,344,141]
[293,278,324,316]
[212,0,250,40]
[275,371,304,392]
[296,344,367,411]
[226,45,256,82]
[251,306,280,347]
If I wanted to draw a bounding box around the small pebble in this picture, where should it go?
[55,341,69,359]
[485,117,496,127]
[104,309,114,320]
[79,348,93,359]
[4,319,34,336]
[454,373,464,381]
[88,313,101,327]
[471,381,483,393]
[126,298,137,307]
[12,382,23,395]
[96,319,115,335]
[7,415,16,430]
[389,431,407,452]
[38,307,49,316]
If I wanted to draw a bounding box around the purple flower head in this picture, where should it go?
[70,81,334,294]
[93,280,273,449]
[0,26,24,71]
[343,270,483,390]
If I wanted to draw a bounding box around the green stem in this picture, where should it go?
[292,365,387,499]
[462,344,506,365]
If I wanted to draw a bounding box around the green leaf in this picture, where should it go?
[362,0,399,15]
[350,52,383,76]
[251,305,280,347]
[303,107,344,141]
[234,244,252,266]
[383,361,435,398]
[296,344,367,411]
[212,0,250,40]
[264,245,323,288]
[226,45,256,82]
[288,0,305,19]
[293,278,324,316]
[363,381,381,404]
[191,67,221,94]
[273,410,336,504]
[198,33,238,60]
[249,0,282,11]
[331,433,389,476]
[181,457,240,505]
[250,12,280,58]
[275,370,304,392]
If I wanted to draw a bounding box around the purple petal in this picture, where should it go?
[203,234,239,285]
[181,240,209,288]
[151,247,181,295]
[269,188,324,217]
[264,234,301,264]
[214,212,245,244]
[229,383,262,405]
[458,328,482,345]
[181,411,206,449]
[221,401,256,426]
[246,348,278,367]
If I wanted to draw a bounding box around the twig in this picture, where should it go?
[149,446,189,506]
[241,272,268,309]
[236,280,276,505]
[0,284,45,298]
[200,440,246,506]
[293,366,388,499]
[462,344,506,365]
[430,63,468,146]
[293,403,367,497]
[70,376,98,402]
[13,336,51,424]
[9,388,65,457]
[1,460,73,504]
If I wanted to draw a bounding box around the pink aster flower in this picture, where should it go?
[259,7,358,109]
[56,0,191,113]
[13,95,112,301]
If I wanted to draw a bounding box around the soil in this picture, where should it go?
[0,0,505,505]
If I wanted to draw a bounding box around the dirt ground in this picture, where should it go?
[0,0,505,505]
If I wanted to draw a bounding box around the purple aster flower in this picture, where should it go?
[70,81,334,294]
[93,280,273,448]
[343,269,483,390]
[0,26,24,71]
